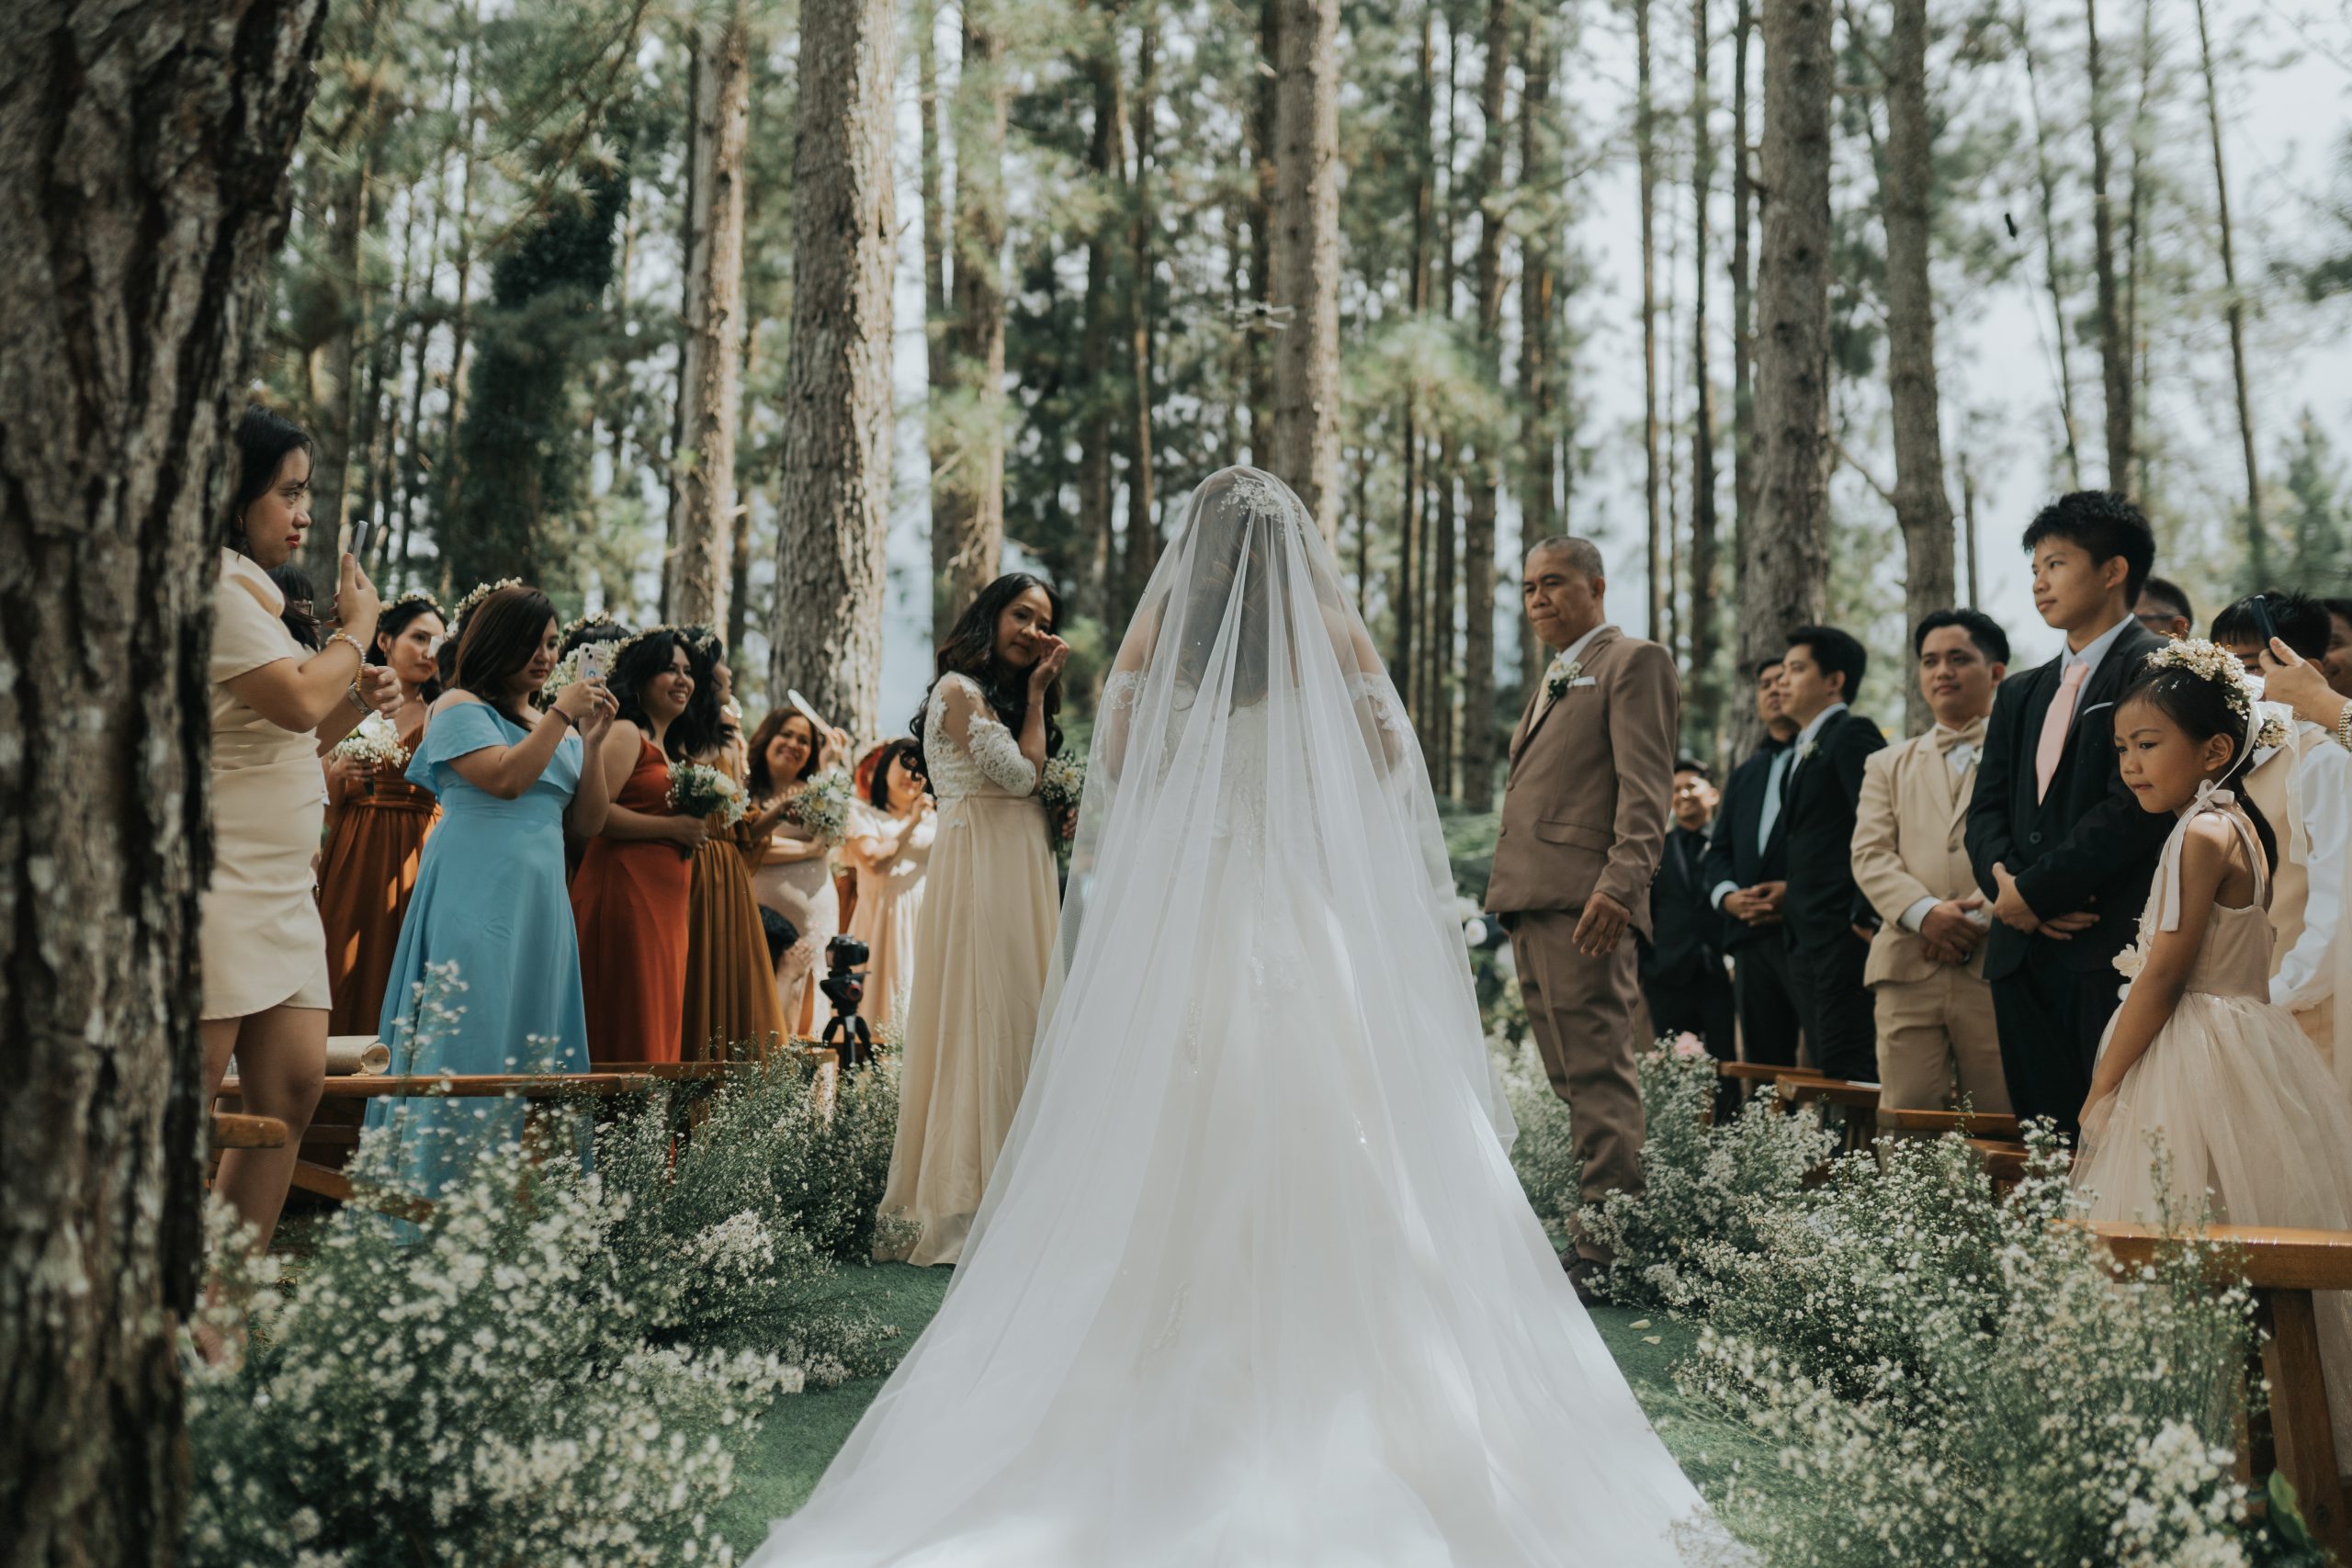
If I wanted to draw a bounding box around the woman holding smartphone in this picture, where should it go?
[199,407,400,1303]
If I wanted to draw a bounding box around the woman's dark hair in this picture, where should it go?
[268,564,322,649]
[2117,659,2278,874]
[452,586,559,728]
[910,573,1064,785]
[560,613,631,660]
[370,593,447,702]
[668,627,729,762]
[226,405,312,552]
[608,628,695,742]
[747,707,821,798]
[864,739,922,809]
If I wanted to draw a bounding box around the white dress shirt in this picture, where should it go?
[1708,709,1839,913]
[2270,718,2350,1010]
[1544,622,1613,683]
[2063,612,2136,687]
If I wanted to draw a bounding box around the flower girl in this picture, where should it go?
[2075,640,2352,1451]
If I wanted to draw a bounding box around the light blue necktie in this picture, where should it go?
[1757,748,1792,852]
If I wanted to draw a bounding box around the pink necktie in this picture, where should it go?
[2035,661,2089,803]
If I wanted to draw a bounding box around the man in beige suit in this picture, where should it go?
[1850,609,2012,1113]
[1485,537,1679,1298]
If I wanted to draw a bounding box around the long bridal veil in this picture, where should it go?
[753,467,1712,1567]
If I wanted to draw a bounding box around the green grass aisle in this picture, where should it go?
[713,1266,1781,1556]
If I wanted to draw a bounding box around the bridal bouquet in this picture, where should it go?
[668,761,746,827]
[785,767,854,845]
[1039,754,1087,840]
[329,712,409,773]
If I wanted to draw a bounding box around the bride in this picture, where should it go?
[752,468,1714,1565]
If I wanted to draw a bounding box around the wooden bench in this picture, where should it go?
[2094,1223,2352,1561]
[1873,1106,2023,1143]
[209,1111,288,1150]
[1774,1073,1882,1159]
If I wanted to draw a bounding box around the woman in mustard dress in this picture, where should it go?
[320,592,446,1034]
[673,630,788,1058]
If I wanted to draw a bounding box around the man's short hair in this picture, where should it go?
[1912,607,2010,664]
[2213,591,2332,661]
[1525,536,1605,581]
[2019,491,2157,600]
[2324,597,2352,625]
[1787,625,1869,701]
[1751,655,1785,680]
[1673,755,1713,780]
[2139,575,2194,626]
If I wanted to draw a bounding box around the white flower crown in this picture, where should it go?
[2145,638,2291,752]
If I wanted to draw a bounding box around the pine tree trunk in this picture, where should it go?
[2018,9,2085,487]
[1690,0,1724,751]
[1519,11,1558,550]
[1120,5,1161,616]
[672,0,752,632]
[1637,0,1665,639]
[1395,7,1435,717]
[917,0,953,612]
[1884,0,1957,734]
[1249,0,1280,461]
[438,17,483,570]
[1078,6,1126,620]
[2085,0,2132,491]
[934,4,1009,638]
[1463,0,1510,810]
[2122,0,2157,499]
[1731,0,1758,566]
[1744,0,1835,699]
[2195,0,2262,577]
[0,5,323,1560]
[772,0,898,739]
[1271,0,1341,535]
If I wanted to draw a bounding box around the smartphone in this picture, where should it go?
[2244,592,2279,649]
[578,644,609,683]
[349,516,377,567]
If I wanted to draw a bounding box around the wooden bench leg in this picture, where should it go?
[2261,1286,2352,1562]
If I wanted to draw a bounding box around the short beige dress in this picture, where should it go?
[199,549,332,1019]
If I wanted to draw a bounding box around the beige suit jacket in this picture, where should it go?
[1484,626,1679,938]
[1851,729,1986,987]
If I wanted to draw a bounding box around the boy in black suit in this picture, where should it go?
[1643,758,1738,1115]
[1701,660,1803,1072]
[1773,626,1888,1082]
[1965,491,2174,1134]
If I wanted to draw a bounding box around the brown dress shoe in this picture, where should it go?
[1559,1253,1606,1306]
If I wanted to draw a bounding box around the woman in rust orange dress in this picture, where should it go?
[320,592,447,1034]
[673,629,788,1058]
[571,627,706,1063]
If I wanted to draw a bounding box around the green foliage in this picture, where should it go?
[2279,411,2352,595]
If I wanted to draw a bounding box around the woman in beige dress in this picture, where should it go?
[844,739,937,1034]
[200,408,399,1283]
[746,707,848,1034]
[877,574,1068,1266]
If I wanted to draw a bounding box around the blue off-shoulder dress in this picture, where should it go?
[366,700,592,1204]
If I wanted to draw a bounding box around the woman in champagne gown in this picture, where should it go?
[321,593,445,1035]
[571,628,703,1064]
[875,575,1068,1268]
[753,469,1715,1566]
[843,739,936,1035]
[747,708,842,1034]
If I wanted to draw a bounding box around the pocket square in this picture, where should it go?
[1567,676,1598,688]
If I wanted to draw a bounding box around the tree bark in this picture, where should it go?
[1636,0,1665,640]
[2018,6,2085,487]
[933,3,1009,639]
[1120,4,1160,617]
[2085,0,2132,491]
[1249,0,1280,461]
[1461,0,1509,809]
[1395,6,1435,721]
[671,0,752,632]
[1519,10,1558,550]
[772,0,898,739]
[0,4,324,1561]
[1731,0,1758,545]
[2194,0,2262,578]
[1744,0,1835,717]
[2123,0,2157,499]
[1690,0,1724,750]
[917,0,954,615]
[1270,0,1341,536]
[1883,0,1956,734]
[1077,6,1126,620]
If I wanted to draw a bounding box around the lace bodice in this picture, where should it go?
[2113,791,2274,1002]
[922,673,1039,801]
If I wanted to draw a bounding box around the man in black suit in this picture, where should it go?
[1701,660,1803,1074]
[1966,491,2175,1134]
[1771,626,1888,1083]
[1643,757,1739,1117]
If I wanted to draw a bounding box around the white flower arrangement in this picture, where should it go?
[535,645,587,708]
[668,761,746,827]
[1040,754,1087,837]
[327,711,408,772]
[784,765,854,845]
[2149,637,2291,752]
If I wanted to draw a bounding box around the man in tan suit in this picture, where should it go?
[1850,609,2012,1113]
[1485,537,1679,1297]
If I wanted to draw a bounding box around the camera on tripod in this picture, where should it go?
[818,934,876,1067]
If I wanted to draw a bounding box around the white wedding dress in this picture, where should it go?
[752,468,1714,1566]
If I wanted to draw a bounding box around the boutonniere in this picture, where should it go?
[1544,659,1584,703]
[1798,739,1818,761]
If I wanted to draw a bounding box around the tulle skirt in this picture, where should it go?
[2075,988,2352,1453]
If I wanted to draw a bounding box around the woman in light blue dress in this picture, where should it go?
[366,586,618,1206]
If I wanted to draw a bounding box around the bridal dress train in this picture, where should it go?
[752,468,1717,1566]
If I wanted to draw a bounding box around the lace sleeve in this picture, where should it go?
[1347,672,1411,774]
[1099,671,1145,784]
[943,676,1039,797]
